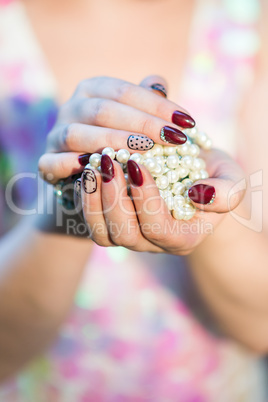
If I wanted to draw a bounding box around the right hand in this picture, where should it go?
[38,75,195,184]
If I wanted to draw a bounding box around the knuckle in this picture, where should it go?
[139,116,154,135]
[38,154,47,173]
[92,235,111,248]
[91,98,110,125]
[115,82,134,102]
[63,123,79,149]
[112,234,139,248]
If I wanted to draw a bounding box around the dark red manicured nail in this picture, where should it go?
[127,160,143,187]
[101,155,114,183]
[172,111,196,129]
[188,184,216,205]
[150,83,167,98]
[160,126,187,145]
[78,153,91,166]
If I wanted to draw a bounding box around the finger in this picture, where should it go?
[47,123,154,153]
[70,77,195,130]
[81,165,114,247]
[100,155,162,252]
[139,75,168,98]
[62,97,188,147]
[187,149,246,213]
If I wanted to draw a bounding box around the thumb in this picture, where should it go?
[139,75,168,98]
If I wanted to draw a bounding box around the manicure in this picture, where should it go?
[82,166,97,194]
[188,184,216,205]
[78,153,91,166]
[160,126,187,145]
[127,160,143,187]
[172,111,196,129]
[101,155,114,183]
[127,134,154,151]
[150,83,167,98]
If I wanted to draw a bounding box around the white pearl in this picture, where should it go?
[162,166,170,175]
[172,206,185,220]
[163,146,177,156]
[172,182,186,195]
[183,205,196,220]
[183,189,191,203]
[173,195,185,208]
[102,147,115,159]
[184,127,198,139]
[165,195,174,211]
[177,143,190,156]
[151,163,163,177]
[161,189,173,199]
[189,144,200,157]
[193,158,206,171]
[144,158,157,172]
[166,169,180,184]
[189,171,201,181]
[155,175,169,190]
[152,144,164,156]
[124,173,129,182]
[130,153,143,164]
[182,178,193,189]
[196,132,208,146]
[200,169,209,179]
[154,156,165,166]
[203,138,213,150]
[181,155,193,169]
[166,155,180,169]
[116,149,130,163]
[176,166,189,179]
[89,153,101,168]
[143,150,155,159]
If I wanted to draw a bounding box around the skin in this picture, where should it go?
[0,0,268,382]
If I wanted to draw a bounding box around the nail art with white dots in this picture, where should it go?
[127,135,154,151]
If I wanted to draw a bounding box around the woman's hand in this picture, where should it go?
[78,147,245,254]
[38,75,194,183]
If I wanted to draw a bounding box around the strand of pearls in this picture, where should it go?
[86,127,212,221]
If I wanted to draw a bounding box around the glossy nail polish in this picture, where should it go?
[78,153,91,166]
[127,135,154,151]
[172,111,196,129]
[150,83,167,98]
[188,184,216,205]
[127,160,143,187]
[160,126,187,145]
[82,166,97,194]
[101,154,114,183]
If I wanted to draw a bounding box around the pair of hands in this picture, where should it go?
[38,75,245,255]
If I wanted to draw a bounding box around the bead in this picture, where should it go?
[183,206,196,220]
[189,144,200,157]
[124,173,129,182]
[176,166,189,179]
[181,155,193,169]
[189,171,201,181]
[142,150,155,159]
[130,153,143,164]
[89,153,101,168]
[203,138,213,150]
[166,169,180,184]
[154,155,166,166]
[172,206,185,220]
[151,163,163,177]
[102,147,116,159]
[200,169,209,179]
[143,158,157,172]
[172,182,186,195]
[163,146,177,156]
[173,195,185,208]
[160,189,173,199]
[155,175,169,190]
[184,127,198,138]
[116,149,130,163]
[166,155,180,169]
[193,157,206,170]
[165,195,174,211]
[177,142,190,156]
[182,178,193,188]
[152,144,164,156]
[196,132,208,146]
[183,189,191,203]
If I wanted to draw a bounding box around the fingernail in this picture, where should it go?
[127,135,154,151]
[188,184,216,205]
[172,111,196,129]
[127,160,143,187]
[160,126,187,145]
[101,155,114,183]
[82,165,97,194]
[78,153,91,166]
[74,178,81,197]
[150,83,167,98]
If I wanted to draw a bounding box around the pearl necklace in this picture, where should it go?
[87,127,212,221]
